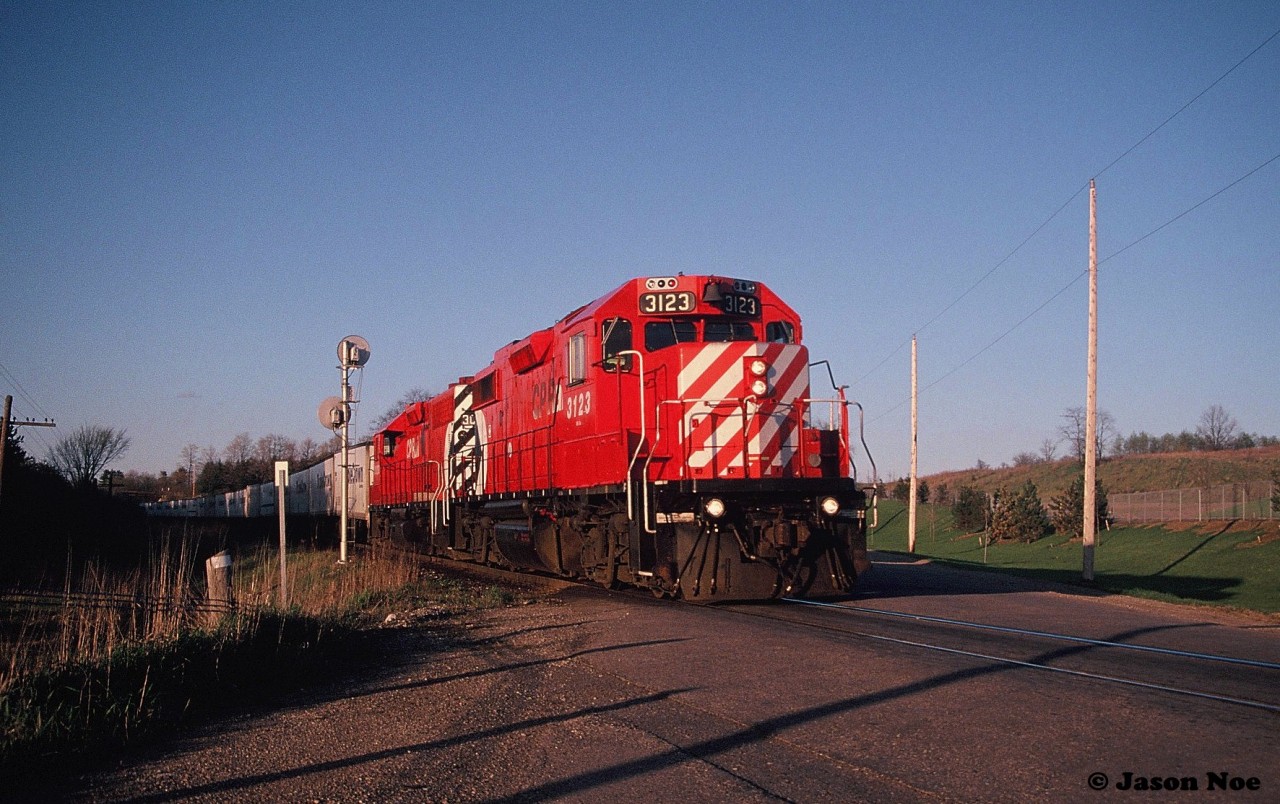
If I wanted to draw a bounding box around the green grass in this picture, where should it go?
[869,500,1280,614]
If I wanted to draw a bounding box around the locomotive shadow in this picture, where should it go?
[485,622,1193,802]
[347,635,691,702]
[112,687,699,803]
[83,616,1222,802]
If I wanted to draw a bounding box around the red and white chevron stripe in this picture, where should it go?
[677,343,809,478]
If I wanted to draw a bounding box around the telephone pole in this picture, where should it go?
[908,335,918,553]
[0,394,57,510]
[1083,180,1098,581]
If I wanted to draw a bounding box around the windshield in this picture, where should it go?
[644,319,760,351]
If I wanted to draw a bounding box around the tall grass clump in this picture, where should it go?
[1,539,514,771]
[234,543,517,623]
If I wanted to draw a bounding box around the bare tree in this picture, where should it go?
[1012,452,1039,467]
[179,443,201,474]
[254,434,297,464]
[179,443,201,496]
[224,432,254,464]
[47,425,130,487]
[1196,404,1238,450]
[296,437,322,465]
[1058,407,1116,460]
[1039,438,1058,462]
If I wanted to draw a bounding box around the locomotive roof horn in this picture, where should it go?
[702,279,726,303]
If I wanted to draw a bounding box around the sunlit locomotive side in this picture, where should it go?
[369,276,874,601]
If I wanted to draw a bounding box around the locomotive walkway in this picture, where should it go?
[28,558,1280,802]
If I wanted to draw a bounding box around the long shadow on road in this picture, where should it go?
[122,621,1183,803]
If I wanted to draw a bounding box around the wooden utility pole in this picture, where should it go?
[0,394,57,510]
[1083,179,1098,581]
[908,335,918,553]
[0,395,10,509]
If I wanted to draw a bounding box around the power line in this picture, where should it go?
[855,24,1280,392]
[870,149,1280,423]
[1100,151,1280,266]
[0,362,52,420]
[0,362,58,455]
[1091,26,1280,184]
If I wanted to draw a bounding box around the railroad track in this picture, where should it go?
[715,596,1280,715]
[377,544,1280,715]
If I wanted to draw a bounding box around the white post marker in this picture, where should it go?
[276,460,289,607]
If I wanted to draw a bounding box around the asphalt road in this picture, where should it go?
[25,556,1280,802]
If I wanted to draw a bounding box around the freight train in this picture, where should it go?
[146,444,370,521]
[150,275,877,602]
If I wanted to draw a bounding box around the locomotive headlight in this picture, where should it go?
[750,379,769,396]
[819,496,841,516]
[704,497,727,519]
[749,359,768,377]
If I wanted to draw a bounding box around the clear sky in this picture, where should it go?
[3,1,1277,481]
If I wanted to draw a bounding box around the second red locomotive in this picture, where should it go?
[370,275,874,601]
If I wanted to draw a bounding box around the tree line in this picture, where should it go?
[1009,404,1275,467]
[142,433,342,499]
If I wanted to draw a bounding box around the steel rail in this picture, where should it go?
[768,599,1280,714]
[786,598,1280,671]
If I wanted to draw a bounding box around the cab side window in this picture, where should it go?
[568,331,587,385]
[766,321,795,344]
[602,318,633,371]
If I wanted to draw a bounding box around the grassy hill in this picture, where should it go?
[918,444,1280,500]
[869,499,1280,614]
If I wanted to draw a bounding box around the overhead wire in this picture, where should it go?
[0,362,53,420]
[855,23,1280,404]
[0,361,57,455]
[869,149,1280,422]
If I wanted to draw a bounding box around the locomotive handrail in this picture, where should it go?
[801,396,878,488]
[616,350,654,533]
[426,460,444,531]
[803,396,855,482]
[806,361,878,488]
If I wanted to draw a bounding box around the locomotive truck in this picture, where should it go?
[370,275,876,601]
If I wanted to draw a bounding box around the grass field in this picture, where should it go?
[869,500,1280,614]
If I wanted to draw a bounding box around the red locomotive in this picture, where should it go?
[370,275,874,601]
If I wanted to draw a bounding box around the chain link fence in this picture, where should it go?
[1110,482,1277,522]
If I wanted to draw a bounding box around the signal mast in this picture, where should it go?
[318,336,370,564]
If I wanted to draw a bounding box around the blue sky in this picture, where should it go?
[3,1,1277,480]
